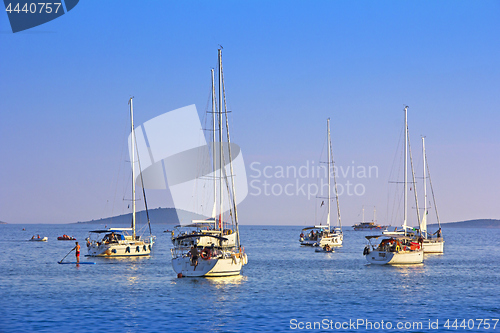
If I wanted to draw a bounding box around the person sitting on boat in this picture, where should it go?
[37,235,40,239]
[437,228,442,238]
[324,245,331,252]
[31,235,35,240]
[189,245,199,270]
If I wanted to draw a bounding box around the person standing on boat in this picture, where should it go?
[189,245,199,270]
[74,242,81,263]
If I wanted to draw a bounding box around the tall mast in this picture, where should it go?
[426,148,441,230]
[404,106,408,236]
[221,53,241,247]
[331,118,342,231]
[218,48,224,234]
[362,206,365,223]
[211,69,217,219]
[408,129,421,229]
[373,206,376,222]
[129,97,136,240]
[422,136,427,236]
[327,118,331,230]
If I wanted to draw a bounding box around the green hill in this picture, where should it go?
[429,219,500,229]
[74,208,206,226]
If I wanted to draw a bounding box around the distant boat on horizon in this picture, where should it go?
[352,206,389,231]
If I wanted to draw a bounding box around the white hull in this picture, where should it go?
[172,253,247,277]
[365,249,423,265]
[300,239,318,246]
[318,234,343,247]
[30,237,48,242]
[422,239,444,253]
[87,240,153,257]
[300,232,343,246]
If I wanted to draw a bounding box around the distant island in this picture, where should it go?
[429,219,500,229]
[74,207,206,226]
[0,221,7,224]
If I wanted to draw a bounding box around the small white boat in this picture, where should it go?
[30,236,48,242]
[87,227,154,257]
[364,235,423,265]
[315,245,334,253]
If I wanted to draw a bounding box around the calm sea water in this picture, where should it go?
[0,224,499,333]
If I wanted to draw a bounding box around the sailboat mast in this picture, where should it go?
[221,56,241,247]
[426,149,441,229]
[362,206,365,223]
[327,118,331,230]
[422,136,427,236]
[218,48,224,234]
[129,97,136,240]
[408,130,421,229]
[404,106,408,236]
[331,118,342,230]
[211,69,217,220]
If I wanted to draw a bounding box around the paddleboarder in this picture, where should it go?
[74,242,81,263]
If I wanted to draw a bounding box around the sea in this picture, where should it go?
[0,224,499,333]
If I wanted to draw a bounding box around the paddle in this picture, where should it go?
[58,247,75,264]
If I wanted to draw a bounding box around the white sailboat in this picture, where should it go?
[364,106,423,265]
[170,48,248,277]
[87,98,155,257]
[300,118,343,247]
[419,137,444,253]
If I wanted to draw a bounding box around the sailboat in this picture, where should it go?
[170,48,248,277]
[87,98,155,257]
[364,106,423,264]
[352,206,389,230]
[418,137,444,253]
[299,118,343,247]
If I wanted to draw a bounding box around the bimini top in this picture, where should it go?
[173,221,217,228]
[173,234,228,241]
[365,234,413,241]
[89,228,133,233]
[301,226,328,231]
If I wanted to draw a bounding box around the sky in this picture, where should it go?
[1,1,499,226]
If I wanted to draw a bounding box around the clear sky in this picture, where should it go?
[1,1,499,226]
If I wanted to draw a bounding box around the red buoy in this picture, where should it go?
[177,273,183,278]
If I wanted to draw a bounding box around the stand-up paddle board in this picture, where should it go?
[58,262,96,264]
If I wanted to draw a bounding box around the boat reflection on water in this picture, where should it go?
[89,255,152,262]
[205,275,247,286]
[171,275,247,288]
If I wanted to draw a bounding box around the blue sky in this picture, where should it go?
[1,1,499,225]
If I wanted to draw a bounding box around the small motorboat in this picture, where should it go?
[30,236,48,242]
[57,235,76,241]
[315,245,334,253]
